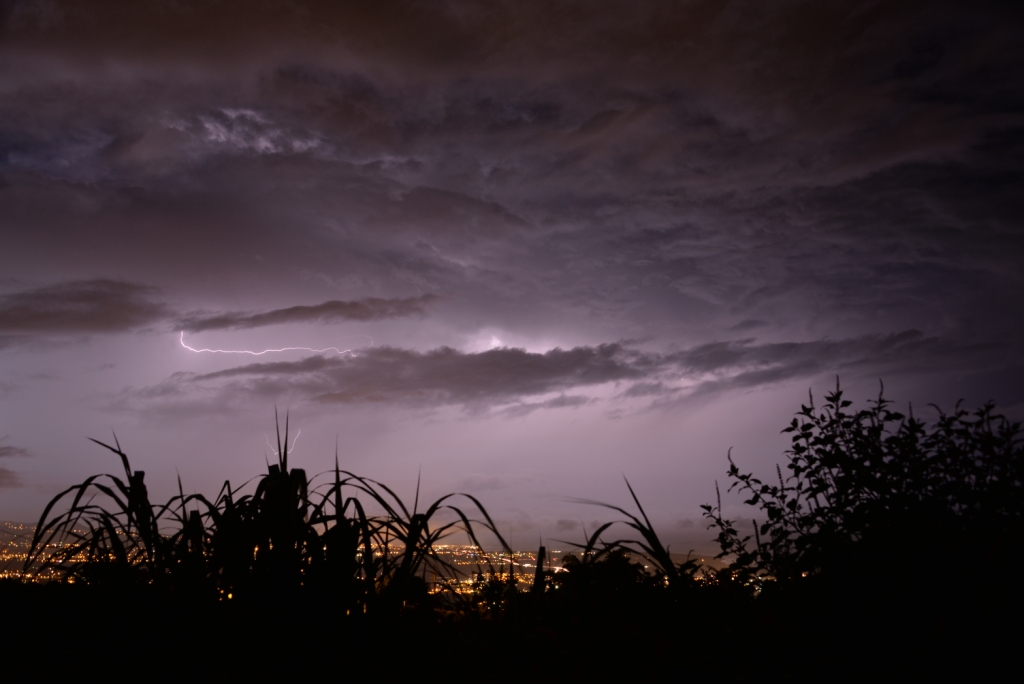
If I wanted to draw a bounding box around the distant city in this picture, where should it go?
[0,520,722,586]
[0,520,570,586]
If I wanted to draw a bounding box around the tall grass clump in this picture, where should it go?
[25,412,509,614]
[568,479,701,591]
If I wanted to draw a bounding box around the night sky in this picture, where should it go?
[1,1,1022,550]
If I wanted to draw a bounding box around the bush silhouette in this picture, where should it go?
[702,381,1024,596]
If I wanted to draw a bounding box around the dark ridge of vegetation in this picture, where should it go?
[703,383,1024,596]
[3,384,1023,679]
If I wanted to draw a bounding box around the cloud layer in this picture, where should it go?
[2,0,1020,361]
[0,280,167,338]
[0,439,29,489]
[177,295,436,331]
[3,1,1021,354]
[0,279,436,345]
[124,329,982,416]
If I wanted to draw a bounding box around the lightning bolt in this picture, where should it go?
[179,331,372,356]
[266,429,302,457]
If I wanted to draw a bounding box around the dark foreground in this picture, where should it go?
[2,574,1019,682]
[7,386,1021,680]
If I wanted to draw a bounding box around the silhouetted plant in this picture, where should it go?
[314,467,510,607]
[25,411,510,613]
[554,548,653,593]
[25,433,183,586]
[570,479,701,590]
[701,380,1024,585]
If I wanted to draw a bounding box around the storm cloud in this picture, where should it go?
[0,443,31,459]
[3,1,1022,352]
[0,468,18,489]
[122,330,982,416]
[0,280,167,337]
[189,343,647,408]
[0,279,432,344]
[4,0,1016,359]
[177,295,437,332]
[0,439,29,489]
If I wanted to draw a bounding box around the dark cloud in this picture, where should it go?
[192,343,646,408]
[667,331,998,401]
[0,444,32,459]
[177,295,437,332]
[670,332,937,376]
[554,519,580,532]
[0,439,29,490]
[0,277,436,344]
[497,394,593,418]
[730,320,768,332]
[122,330,995,416]
[1,0,1021,352]
[0,279,167,337]
[0,467,20,488]
[453,475,520,493]
[619,382,677,401]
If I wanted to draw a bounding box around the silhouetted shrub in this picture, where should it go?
[702,382,1024,594]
